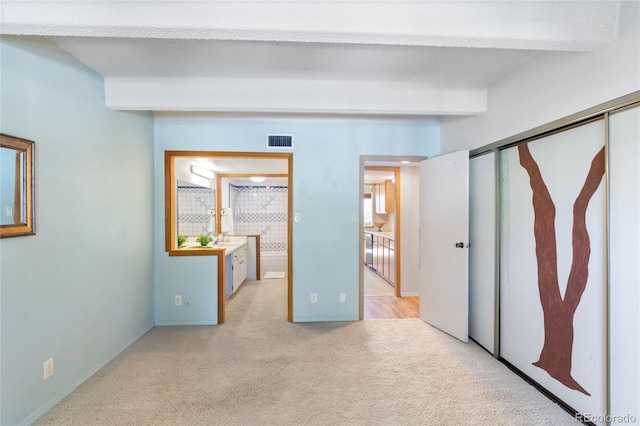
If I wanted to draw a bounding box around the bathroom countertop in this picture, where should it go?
[175,236,248,256]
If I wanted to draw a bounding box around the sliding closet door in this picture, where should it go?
[500,119,606,419]
[608,105,640,421]
[469,152,496,354]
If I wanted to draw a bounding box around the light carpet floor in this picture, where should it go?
[36,278,576,425]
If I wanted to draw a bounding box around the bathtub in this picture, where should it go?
[260,251,288,275]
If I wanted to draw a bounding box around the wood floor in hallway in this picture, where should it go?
[364,296,419,319]
[363,264,419,319]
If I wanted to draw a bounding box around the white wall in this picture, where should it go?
[441,1,640,153]
[399,166,419,296]
[0,36,154,425]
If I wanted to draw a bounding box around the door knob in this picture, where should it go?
[455,242,464,248]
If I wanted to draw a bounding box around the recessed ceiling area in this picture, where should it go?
[194,158,288,175]
[1,1,622,117]
[48,37,536,84]
[364,170,396,185]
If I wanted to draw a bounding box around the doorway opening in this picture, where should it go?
[360,156,424,320]
[165,151,293,324]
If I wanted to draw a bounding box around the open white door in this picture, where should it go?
[419,150,469,342]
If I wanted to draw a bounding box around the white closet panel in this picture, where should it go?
[469,152,497,354]
[608,105,640,423]
[500,119,606,420]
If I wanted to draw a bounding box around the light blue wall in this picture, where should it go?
[154,117,440,323]
[154,254,220,326]
[0,36,155,425]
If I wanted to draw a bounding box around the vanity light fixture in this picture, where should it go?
[250,176,266,183]
[191,165,214,179]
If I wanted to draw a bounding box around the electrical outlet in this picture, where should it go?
[43,357,54,380]
[174,295,182,306]
[310,293,317,303]
[294,213,301,222]
[5,207,12,217]
[340,293,346,303]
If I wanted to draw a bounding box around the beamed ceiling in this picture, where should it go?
[1,1,622,118]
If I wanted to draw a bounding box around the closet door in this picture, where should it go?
[469,152,497,355]
[608,105,640,421]
[499,119,606,419]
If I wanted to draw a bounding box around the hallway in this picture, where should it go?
[363,265,419,319]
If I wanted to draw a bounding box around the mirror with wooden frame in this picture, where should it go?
[0,134,35,238]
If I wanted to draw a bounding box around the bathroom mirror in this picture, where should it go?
[176,179,216,238]
[0,134,35,238]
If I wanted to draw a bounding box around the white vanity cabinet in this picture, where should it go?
[232,244,248,293]
[224,241,249,298]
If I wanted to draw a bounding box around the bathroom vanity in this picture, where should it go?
[225,241,248,298]
[174,235,252,298]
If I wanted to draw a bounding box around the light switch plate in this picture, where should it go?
[43,357,54,380]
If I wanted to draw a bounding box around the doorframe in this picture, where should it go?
[164,150,293,324]
[359,156,407,320]
[363,165,402,297]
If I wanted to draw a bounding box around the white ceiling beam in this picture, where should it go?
[1,1,620,51]
[105,77,487,116]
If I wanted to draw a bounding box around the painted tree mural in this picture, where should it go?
[518,143,605,396]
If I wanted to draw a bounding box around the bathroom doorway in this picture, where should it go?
[167,151,293,323]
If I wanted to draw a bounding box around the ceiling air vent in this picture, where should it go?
[267,134,293,149]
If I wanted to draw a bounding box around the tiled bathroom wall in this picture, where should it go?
[177,184,215,236]
[230,184,288,253]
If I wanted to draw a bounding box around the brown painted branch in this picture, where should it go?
[517,144,562,307]
[564,147,605,312]
[517,143,603,396]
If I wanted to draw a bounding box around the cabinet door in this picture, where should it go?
[240,254,248,282]
[382,238,388,281]
[387,244,395,287]
[232,254,248,290]
[378,238,384,273]
[372,235,377,270]
[384,238,390,279]
[232,259,240,291]
[380,238,386,276]
[363,234,367,263]
[375,183,386,214]
[373,235,380,271]
[226,254,234,297]
[384,180,395,213]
